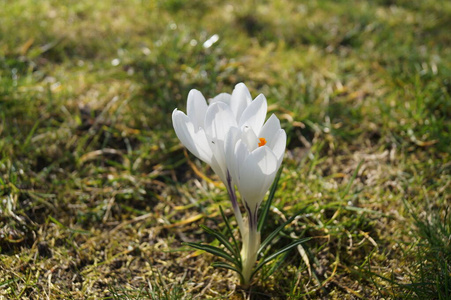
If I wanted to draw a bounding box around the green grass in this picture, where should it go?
[1,0,450,298]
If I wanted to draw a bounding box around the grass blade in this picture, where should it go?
[260,250,291,282]
[183,242,240,267]
[340,160,363,199]
[258,167,283,232]
[199,224,241,264]
[258,209,306,255]
[211,262,244,282]
[252,237,311,278]
[219,205,241,259]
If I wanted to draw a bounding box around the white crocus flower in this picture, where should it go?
[172,83,269,234]
[172,83,267,183]
[226,114,286,212]
[225,112,286,284]
[172,83,286,285]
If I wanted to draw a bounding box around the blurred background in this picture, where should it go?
[1,0,450,299]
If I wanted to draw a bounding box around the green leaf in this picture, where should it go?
[258,208,306,255]
[48,216,91,235]
[252,237,311,279]
[260,250,291,282]
[258,167,283,232]
[199,224,241,264]
[211,262,244,282]
[219,205,241,259]
[22,119,40,151]
[183,242,240,267]
[340,159,363,199]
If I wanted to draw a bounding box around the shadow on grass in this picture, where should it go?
[369,201,451,299]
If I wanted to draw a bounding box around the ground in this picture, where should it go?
[0,0,450,299]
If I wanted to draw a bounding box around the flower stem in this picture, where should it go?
[241,204,261,285]
[226,171,245,237]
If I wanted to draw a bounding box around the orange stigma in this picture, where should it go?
[258,137,267,147]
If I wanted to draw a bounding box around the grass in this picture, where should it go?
[0,0,450,298]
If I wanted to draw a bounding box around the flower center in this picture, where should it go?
[258,137,267,147]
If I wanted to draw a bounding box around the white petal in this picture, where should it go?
[230,83,252,121]
[187,89,208,130]
[259,114,286,165]
[259,114,281,143]
[172,109,212,164]
[227,137,248,189]
[239,94,267,135]
[210,93,231,107]
[225,128,244,186]
[205,102,238,142]
[238,146,278,211]
[210,155,228,184]
[271,129,286,166]
[241,126,259,152]
[203,102,238,183]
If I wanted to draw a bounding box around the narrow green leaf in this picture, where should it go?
[199,224,241,264]
[211,262,244,282]
[0,277,20,287]
[340,160,363,199]
[22,120,40,151]
[48,216,91,235]
[183,242,240,267]
[258,209,306,255]
[252,237,311,278]
[219,205,241,259]
[261,250,291,282]
[258,167,283,232]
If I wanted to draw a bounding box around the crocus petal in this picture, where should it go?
[205,102,238,143]
[187,89,208,130]
[271,129,286,166]
[239,94,267,135]
[241,126,259,152]
[225,128,240,185]
[259,114,281,144]
[204,102,238,181]
[238,146,278,211]
[210,155,228,184]
[172,109,213,164]
[230,83,252,121]
[210,93,231,107]
[226,137,248,189]
[259,114,286,164]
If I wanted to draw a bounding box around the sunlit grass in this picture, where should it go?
[1,0,450,298]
